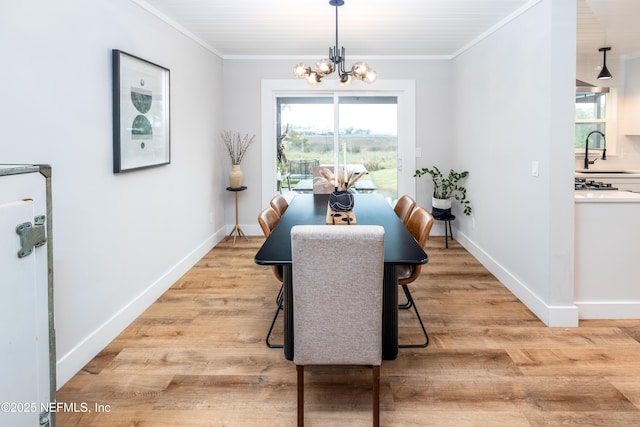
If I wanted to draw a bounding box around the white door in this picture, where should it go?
[0,169,52,427]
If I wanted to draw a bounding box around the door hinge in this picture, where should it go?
[16,215,47,258]
[39,409,50,427]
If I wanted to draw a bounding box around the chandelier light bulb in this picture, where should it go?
[316,58,334,76]
[338,73,353,86]
[351,61,370,78]
[363,69,377,84]
[293,62,311,79]
[306,72,321,86]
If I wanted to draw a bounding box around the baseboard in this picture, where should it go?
[56,227,226,389]
[576,301,640,319]
[455,231,579,328]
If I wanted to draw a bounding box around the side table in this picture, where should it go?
[434,214,455,248]
[225,186,248,244]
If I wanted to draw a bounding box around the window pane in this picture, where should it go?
[338,97,398,200]
[276,96,399,201]
[576,92,606,120]
[575,92,607,150]
[576,123,606,149]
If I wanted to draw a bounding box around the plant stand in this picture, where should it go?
[434,213,455,248]
[225,186,248,244]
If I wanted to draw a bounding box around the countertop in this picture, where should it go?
[575,190,640,203]
[575,169,640,178]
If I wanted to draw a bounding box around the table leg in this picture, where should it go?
[382,264,399,360]
[283,265,294,361]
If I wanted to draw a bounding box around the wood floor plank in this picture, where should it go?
[56,236,640,426]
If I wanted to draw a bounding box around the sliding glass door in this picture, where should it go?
[276,95,398,201]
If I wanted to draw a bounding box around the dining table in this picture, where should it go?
[254,193,428,360]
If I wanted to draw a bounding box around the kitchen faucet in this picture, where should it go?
[584,130,607,169]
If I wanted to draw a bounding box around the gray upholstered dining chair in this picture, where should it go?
[270,194,289,218]
[393,194,416,225]
[291,225,384,427]
[258,206,284,348]
[396,206,434,348]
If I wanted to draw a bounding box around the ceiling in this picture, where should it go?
[139,0,640,60]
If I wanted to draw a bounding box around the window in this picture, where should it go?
[260,80,416,209]
[276,96,399,201]
[575,88,617,155]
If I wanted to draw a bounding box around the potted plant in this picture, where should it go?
[221,130,255,188]
[414,166,471,218]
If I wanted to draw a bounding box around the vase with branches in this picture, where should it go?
[221,131,255,188]
[414,166,472,217]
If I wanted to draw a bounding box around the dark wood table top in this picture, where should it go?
[255,193,428,266]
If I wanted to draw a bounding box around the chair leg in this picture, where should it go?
[276,283,284,307]
[373,365,380,427]
[398,285,429,348]
[398,285,413,310]
[266,284,284,348]
[297,365,304,427]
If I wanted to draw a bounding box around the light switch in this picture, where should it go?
[531,161,539,177]
[416,147,422,158]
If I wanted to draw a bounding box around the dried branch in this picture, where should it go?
[221,131,255,165]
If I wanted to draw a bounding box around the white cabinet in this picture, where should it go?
[1,165,55,427]
[623,57,640,135]
[574,191,640,319]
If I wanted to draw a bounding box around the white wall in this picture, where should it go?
[0,0,225,387]
[451,0,578,326]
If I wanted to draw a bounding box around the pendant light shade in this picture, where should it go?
[597,47,612,80]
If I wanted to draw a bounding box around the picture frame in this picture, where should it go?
[112,49,170,173]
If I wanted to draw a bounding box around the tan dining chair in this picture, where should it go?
[397,206,434,348]
[393,194,416,224]
[291,225,384,427]
[270,194,289,218]
[258,206,284,348]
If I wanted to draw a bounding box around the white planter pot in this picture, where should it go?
[432,197,452,210]
[432,197,452,219]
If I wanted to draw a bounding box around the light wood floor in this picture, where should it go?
[56,236,640,426]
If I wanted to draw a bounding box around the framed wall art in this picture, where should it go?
[112,49,170,173]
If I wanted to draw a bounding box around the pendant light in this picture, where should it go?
[597,47,612,80]
[293,0,376,86]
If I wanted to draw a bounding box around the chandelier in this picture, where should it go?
[293,0,377,86]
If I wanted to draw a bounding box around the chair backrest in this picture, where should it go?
[289,159,319,179]
[258,206,280,237]
[291,225,384,366]
[399,207,434,285]
[258,207,283,282]
[406,206,434,248]
[270,194,289,218]
[394,195,416,224]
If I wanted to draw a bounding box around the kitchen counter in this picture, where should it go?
[575,169,640,177]
[574,190,640,319]
[574,190,640,202]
